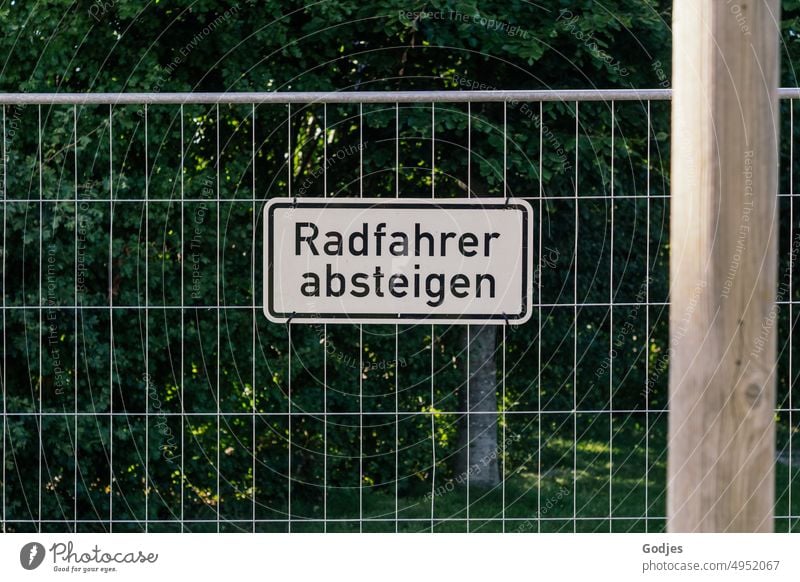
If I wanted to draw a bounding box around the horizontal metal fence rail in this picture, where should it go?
[0,87,797,105]
[0,89,673,105]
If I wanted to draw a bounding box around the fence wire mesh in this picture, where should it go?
[0,91,796,533]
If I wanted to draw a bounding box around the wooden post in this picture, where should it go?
[668,0,780,532]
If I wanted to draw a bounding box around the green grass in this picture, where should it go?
[257,414,800,533]
[133,414,799,533]
[247,413,672,533]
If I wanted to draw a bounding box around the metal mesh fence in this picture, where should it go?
[0,90,796,533]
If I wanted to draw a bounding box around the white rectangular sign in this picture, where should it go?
[263,198,533,325]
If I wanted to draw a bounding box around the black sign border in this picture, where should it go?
[265,199,530,323]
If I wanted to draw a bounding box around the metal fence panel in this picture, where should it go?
[0,90,796,533]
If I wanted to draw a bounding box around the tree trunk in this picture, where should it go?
[456,325,500,488]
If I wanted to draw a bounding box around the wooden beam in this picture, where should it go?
[668,0,780,532]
